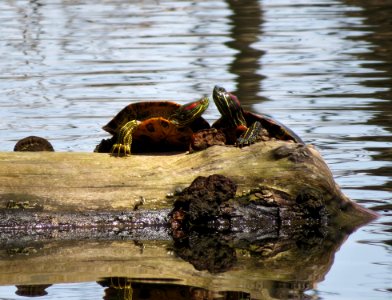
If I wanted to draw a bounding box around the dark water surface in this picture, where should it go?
[0,0,391,299]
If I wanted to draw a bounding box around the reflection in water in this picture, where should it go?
[1,216,358,299]
[7,280,313,300]
[172,232,237,274]
[9,279,315,300]
[99,277,133,300]
[15,284,52,297]
[343,0,392,193]
[99,278,251,300]
[225,0,265,105]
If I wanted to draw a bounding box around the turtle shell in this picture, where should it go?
[213,111,303,145]
[14,136,54,152]
[100,101,210,153]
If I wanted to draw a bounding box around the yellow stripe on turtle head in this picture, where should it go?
[170,97,209,127]
[213,85,246,128]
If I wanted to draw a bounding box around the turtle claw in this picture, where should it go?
[235,121,262,148]
[110,120,138,157]
[111,144,131,157]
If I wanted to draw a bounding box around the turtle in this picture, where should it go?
[14,136,54,152]
[99,97,210,155]
[212,85,304,146]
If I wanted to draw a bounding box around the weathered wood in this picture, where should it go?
[1,141,298,211]
[0,141,376,223]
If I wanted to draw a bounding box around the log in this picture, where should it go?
[0,141,375,225]
[0,141,378,293]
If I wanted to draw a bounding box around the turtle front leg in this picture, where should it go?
[236,121,262,147]
[111,120,138,156]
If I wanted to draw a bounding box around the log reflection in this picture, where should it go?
[3,221,361,299]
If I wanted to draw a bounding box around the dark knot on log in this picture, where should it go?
[169,174,237,231]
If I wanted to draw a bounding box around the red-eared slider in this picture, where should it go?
[100,97,209,155]
[212,85,304,146]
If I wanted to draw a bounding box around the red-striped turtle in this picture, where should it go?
[212,86,304,146]
[101,97,210,155]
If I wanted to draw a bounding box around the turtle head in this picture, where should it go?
[171,97,209,127]
[213,85,246,127]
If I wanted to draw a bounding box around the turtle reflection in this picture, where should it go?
[98,277,133,300]
[15,284,52,297]
[98,278,252,300]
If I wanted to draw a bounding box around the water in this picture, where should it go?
[0,0,391,299]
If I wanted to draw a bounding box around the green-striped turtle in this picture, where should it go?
[99,97,210,155]
[212,85,304,146]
